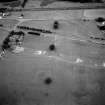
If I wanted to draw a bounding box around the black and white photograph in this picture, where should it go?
[0,0,105,105]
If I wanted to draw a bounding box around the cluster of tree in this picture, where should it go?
[0,0,17,2]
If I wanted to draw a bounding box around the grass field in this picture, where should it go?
[0,8,105,105]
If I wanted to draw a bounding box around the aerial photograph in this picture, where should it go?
[0,0,105,105]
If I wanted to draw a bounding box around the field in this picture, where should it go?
[0,8,105,105]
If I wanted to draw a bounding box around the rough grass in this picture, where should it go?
[0,18,105,105]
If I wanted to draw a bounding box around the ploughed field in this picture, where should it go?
[0,17,105,105]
